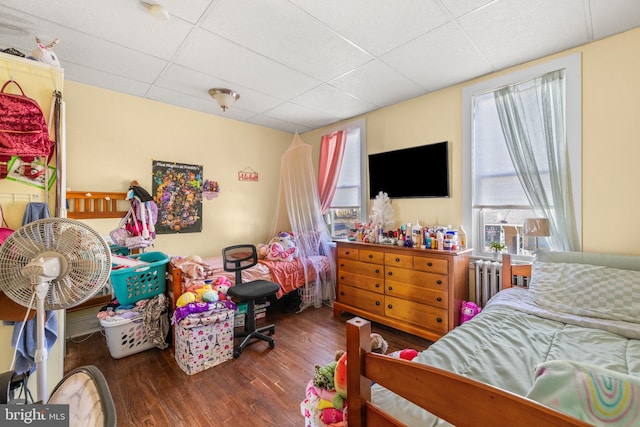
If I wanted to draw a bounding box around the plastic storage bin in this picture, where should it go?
[100,315,155,359]
[110,251,169,305]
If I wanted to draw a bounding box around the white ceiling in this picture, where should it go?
[1,0,639,134]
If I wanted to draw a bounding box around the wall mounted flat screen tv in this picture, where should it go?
[368,141,450,199]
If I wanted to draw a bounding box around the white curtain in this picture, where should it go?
[271,134,336,309]
[493,69,579,251]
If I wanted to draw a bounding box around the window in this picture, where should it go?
[462,54,582,258]
[323,120,366,238]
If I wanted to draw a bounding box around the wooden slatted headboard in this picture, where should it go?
[65,190,128,312]
[66,191,128,219]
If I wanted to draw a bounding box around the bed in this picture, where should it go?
[345,250,640,427]
[167,252,333,313]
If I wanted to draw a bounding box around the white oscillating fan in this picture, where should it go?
[0,218,112,403]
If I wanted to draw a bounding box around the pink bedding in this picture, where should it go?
[172,255,330,298]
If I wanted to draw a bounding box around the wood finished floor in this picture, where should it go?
[64,302,432,427]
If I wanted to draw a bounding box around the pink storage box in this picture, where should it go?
[174,309,234,375]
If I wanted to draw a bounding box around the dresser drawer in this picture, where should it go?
[384,253,413,269]
[384,295,448,334]
[338,258,384,279]
[359,249,385,264]
[338,285,385,315]
[337,246,359,260]
[413,256,448,275]
[385,266,448,291]
[337,270,383,293]
[385,281,448,309]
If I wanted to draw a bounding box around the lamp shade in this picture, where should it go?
[524,218,550,237]
[208,88,240,112]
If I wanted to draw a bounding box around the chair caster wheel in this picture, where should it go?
[233,350,241,358]
[269,327,275,335]
[269,341,275,349]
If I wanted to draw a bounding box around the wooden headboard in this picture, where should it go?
[66,191,128,219]
[65,190,128,311]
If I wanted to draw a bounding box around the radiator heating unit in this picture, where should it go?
[474,260,502,307]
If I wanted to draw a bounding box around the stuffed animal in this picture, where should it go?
[30,37,61,67]
[213,276,231,300]
[257,243,269,259]
[460,300,482,324]
[370,332,388,354]
[266,231,298,262]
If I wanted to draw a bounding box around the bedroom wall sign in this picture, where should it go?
[152,160,203,234]
[238,167,258,182]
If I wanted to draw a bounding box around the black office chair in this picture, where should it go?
[223,244,280,358]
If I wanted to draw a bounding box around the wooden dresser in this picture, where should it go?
[333,240,470,342]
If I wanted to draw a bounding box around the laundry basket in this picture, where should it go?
[100,315,154,359]
[110,251,169,305]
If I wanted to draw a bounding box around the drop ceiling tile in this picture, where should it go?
[2,0,192,60]
[290,0,450,56]
[175,28,321,100]
[291,84,377,119]
[440,0,496,18]
[160,0,215,24]
[458,0,589,69]
[382,22,494,91]
[155,64,285,113]
[329,60,426,107]
[201,0,373,81]
[265,102,341,130]
[590,0,640,39]
[63,62,152,97]
[248,115,310,134]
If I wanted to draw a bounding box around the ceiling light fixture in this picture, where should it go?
[208,88,240,112]
[140,1,170,21]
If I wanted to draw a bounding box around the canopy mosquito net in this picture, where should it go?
[270,133,336,310]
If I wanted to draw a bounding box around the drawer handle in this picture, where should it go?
[369,254,373,259]
[395,257,400,262]
[387,304,393,309]
[340,291,344,296]
[436,280,442,285]
[375,301,380,306]
[436,317,442,323]
[346,251,350,255]
[387,286,392,291]
[340,263,344,267]
[375,283,380,288]
[375,269,380,274]
[436,297,442,302]
[427,262,433,267]
[387,271,393,276]
[340,276,344,280]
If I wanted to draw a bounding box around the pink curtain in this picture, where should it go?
[318,130,347,215]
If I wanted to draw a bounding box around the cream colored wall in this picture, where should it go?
[304,27,640,256]
[0,54,64,401]
[64,81,292,258]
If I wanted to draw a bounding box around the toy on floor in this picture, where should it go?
[301,333,398,427]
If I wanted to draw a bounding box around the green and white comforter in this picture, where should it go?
[372,287,640,426]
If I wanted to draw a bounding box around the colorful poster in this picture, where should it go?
[152,160,203,234]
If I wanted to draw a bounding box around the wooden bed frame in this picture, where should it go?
[65,190,128,311]
[345,253,591,427]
